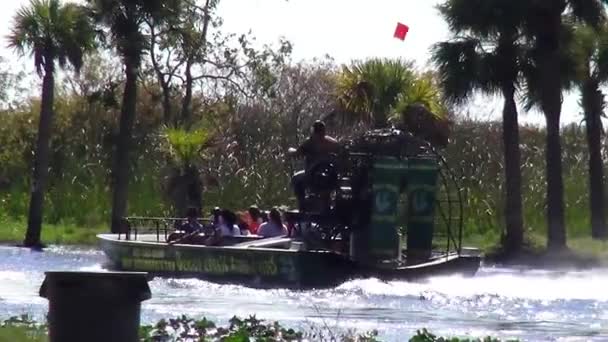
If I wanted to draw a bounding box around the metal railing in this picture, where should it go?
[118,217,211,242]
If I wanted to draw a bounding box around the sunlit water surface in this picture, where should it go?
[0,245,606,341]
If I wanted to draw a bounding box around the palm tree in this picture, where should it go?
[524,0,606,250]
[570,24,608,239]
[336,59,415,128]
[432,0,527,253]
[164,127,213,216]
[8,0,95,248]
[86,0,176,232]
[336,58,445,131]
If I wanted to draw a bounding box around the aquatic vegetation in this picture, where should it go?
[0,314,521,342]
[411,329,518,342]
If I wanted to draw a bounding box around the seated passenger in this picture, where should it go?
[247,205,263,234]
[211,207,221,227]
[167,207,202,243]
[260,210,269,223]
[216,209,241,237]
[257,208,288,238]
[180,207,203,234]
[236,211,251,236]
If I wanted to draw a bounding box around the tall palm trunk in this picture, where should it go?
[24,61,55,247]
[501,84,524,251]
[545,111,566,250]
[582,78,607,239]
[537,7,567,251]
[110,60,138,233]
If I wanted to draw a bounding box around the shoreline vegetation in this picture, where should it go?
[3,118,608,269]
[0,314,519,342]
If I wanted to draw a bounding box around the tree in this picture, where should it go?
[433,0,528,252]
[570,23,608,239]
[335,58,446,133]
[336,58,415,128]
[8,0,95,247]
[86,0,177,233]
[524,0,606,250]
[143,0,293,129]
[145,0,213,126]
[164,128,213,216]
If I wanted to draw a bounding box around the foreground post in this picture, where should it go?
[39,271,151,342]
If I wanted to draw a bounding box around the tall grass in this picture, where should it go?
[446,120,594,240]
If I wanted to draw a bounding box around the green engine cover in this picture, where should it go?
[368,157,407,260]
[406,157,439,263]
[365,156,439,263]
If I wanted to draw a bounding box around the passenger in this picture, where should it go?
[257,208,288,238]
[216,209,241,237]
[260,210,269,223]
[211,207,221,227]
[236,211,251,236]
[247,205,263,234]
[180,207,203,234]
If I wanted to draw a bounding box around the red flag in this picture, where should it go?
[394,22,409,40]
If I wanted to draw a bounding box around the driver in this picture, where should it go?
[288,120,340,210]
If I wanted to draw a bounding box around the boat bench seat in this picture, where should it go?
[219,235,264,246]
[232,236,293,249]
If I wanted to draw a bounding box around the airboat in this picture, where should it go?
[98,128,481,289]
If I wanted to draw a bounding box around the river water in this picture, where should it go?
[0,245,606,341]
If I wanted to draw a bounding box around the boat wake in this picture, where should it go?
[332,267,608,302]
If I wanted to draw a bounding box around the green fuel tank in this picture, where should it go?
[405,157,439,263]
[367,157,407,261]
[364,155,439,263]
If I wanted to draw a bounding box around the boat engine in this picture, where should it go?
[289,128,464,265]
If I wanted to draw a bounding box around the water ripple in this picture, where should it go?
[0,245,607,341]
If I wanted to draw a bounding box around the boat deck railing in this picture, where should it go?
[119,216,211,242]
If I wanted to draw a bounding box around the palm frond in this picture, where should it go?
[398,72,446,119]
[431,38,484,104]
[336,58,415,126]
[438,0,529,38]
[165,128,213,167]
[85,0,178,66]
[8,0,95,76]
[520,46,542,111]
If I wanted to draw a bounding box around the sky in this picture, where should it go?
[0,0,585,125]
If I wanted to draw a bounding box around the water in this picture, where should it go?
[0,245,607,341]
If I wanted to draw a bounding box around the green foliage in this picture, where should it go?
[337,58,414,123]
[0,97,599,246]
[0,315,46,342]
[446,119,593,239]
[336,58,445,128]
[410,328,518,342]
[165,128,213,167]
[139,314,377,341]
[0,315,518,342]
[8,0,96,74]
[0,217,107,245]
[399,72,446,118]
[86,0,175,65]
